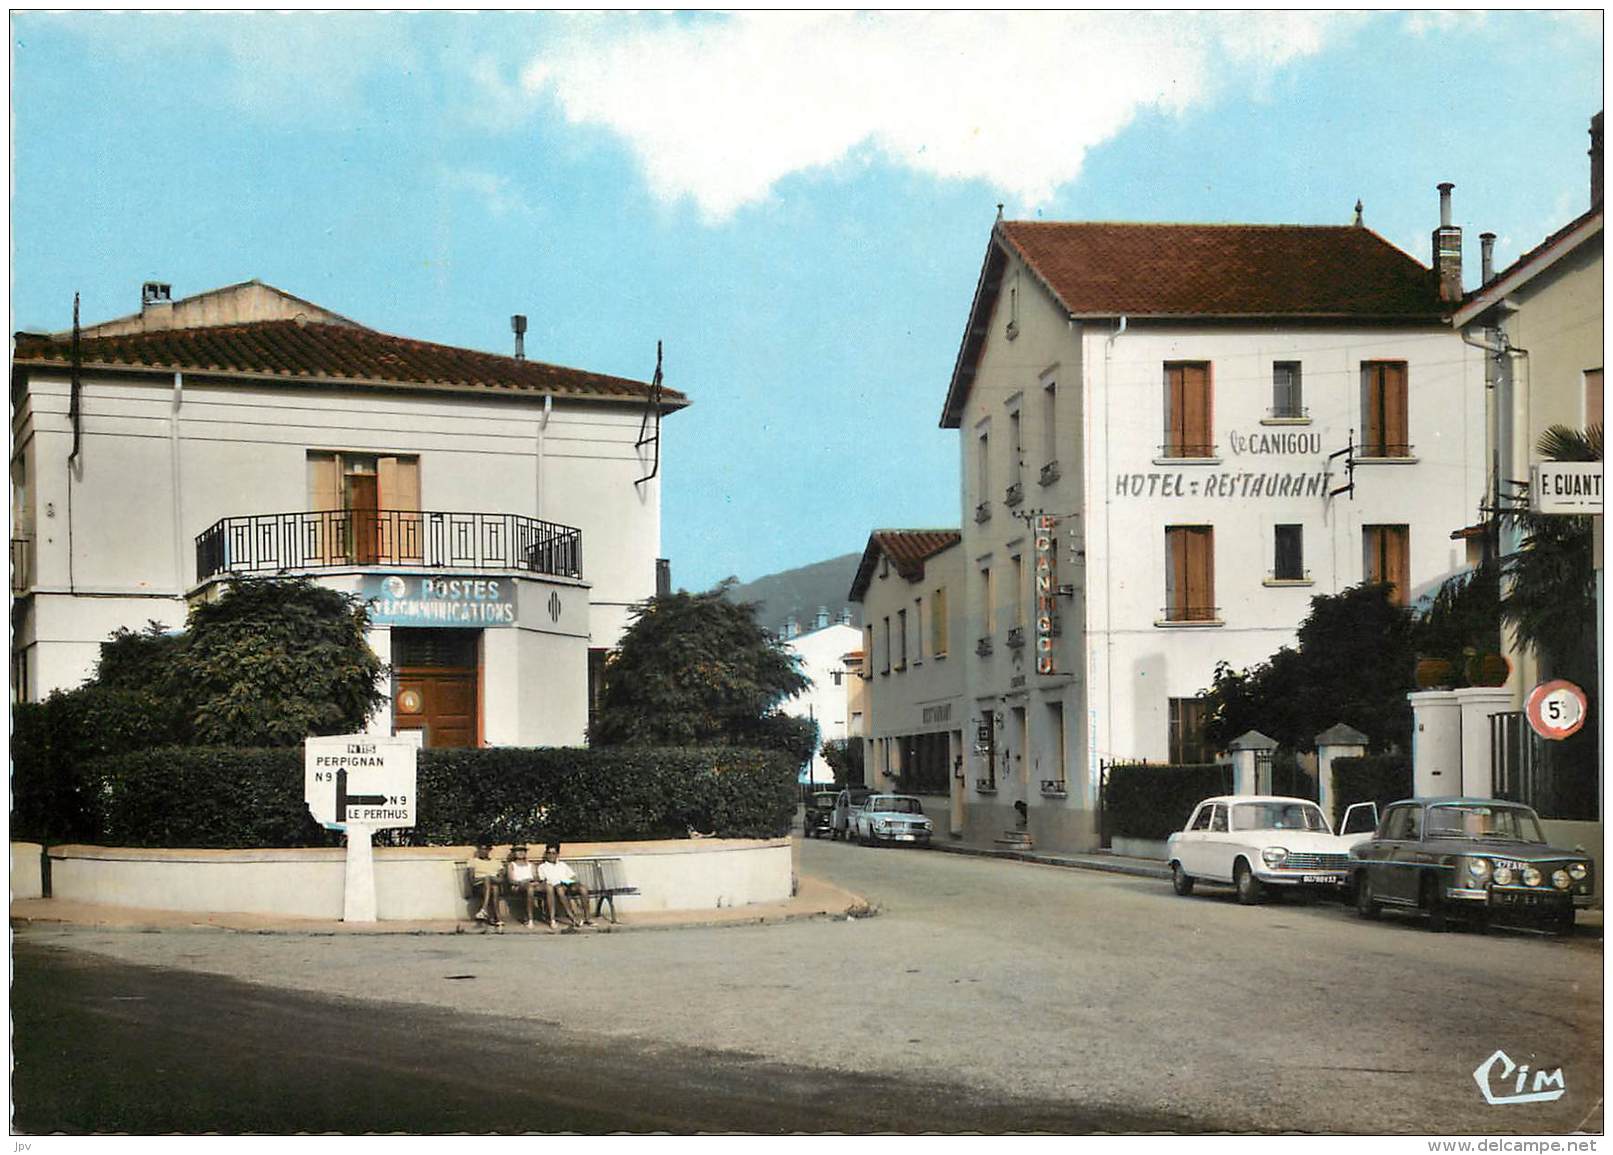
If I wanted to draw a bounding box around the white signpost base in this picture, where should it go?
[343,824,378,923]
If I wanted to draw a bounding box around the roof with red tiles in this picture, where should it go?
[1451,204,1603,328]
[849,529,962,601]
[12,318,688,409]
[942,219,1442,427]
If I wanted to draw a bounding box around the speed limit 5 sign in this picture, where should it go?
[1525,680,1589,740]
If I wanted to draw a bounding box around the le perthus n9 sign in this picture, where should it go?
[1034,515,1058,675]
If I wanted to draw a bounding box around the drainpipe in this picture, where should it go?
[171,372,185,593]
[1460,327,1506,565]
[535,393,552,520]
[1098,315,1127,802]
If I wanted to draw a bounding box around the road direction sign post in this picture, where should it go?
[304,734,419,922]
[1524,680,1589,741]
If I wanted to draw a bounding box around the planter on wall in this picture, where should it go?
[1414,658,1455,689]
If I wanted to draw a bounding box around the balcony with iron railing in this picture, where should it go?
[195,510,583,582]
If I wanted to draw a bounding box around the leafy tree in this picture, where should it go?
[1412,559,1502,685]
[1501,424,1600,687]
[591,584,809,752]
[1202,583,1416,754]
[173,577,387,746]
[821,736,865,787]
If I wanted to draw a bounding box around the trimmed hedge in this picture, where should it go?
[1104,762,1233,841]
[1330,754,1412,830]
[24,744,797,849]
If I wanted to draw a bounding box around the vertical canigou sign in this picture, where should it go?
[1034,515,1057,675]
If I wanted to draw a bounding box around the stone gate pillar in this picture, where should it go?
[1314,722,1369,821]
[1228,730,1278,795]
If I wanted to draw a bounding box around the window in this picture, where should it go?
[1009,409,1023,478]
[1587,368,1604,428]
[1271,361,1304,419]
[897,608,908,671]
[1046,700,1066,786]
[1208,803,1228,833]
[1010,554,1025,628]
[1363,524,1410,605]
[831,669,844,687]
[913,597,925,662]
[976,429,991,502]
[1163,362,1213,457]
[881,617,891,674]
[862,626,874,679]
[1273,524,1304,581]
[931,586,949,657]
[1042,379,1058,467]
[1360,361,1410,457]
[1165,526,1216,622]
[1189,803,1213,832]
[1170,697,1211,763]
[980,564,995,634]
[308,451,422,564]
[1383,805,1422,841]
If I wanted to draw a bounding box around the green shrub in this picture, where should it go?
[71,744,797,848]
[1330,754,1412,830]
[1103,762,1232,842]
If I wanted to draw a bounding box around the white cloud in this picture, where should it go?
[1401,11,1490,37]
[518,11,1361,221]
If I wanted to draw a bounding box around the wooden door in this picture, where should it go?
[348,474,380,565]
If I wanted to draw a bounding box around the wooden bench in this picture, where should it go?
[460,856,638,925]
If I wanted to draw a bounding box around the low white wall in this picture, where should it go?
[12,843,45,900]
[42,839,792,921]
[1113,836,1168,861]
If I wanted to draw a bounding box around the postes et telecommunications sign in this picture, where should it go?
[361,574,517,627]
[304,734,418,829]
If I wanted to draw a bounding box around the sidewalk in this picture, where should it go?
[8,873,872,936]
[928,830,1172,879]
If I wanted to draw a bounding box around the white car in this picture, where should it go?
[850,794,933,846]
[1167,795,1378,904]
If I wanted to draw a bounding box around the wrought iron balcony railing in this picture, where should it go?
[195,510,582,582]
[1004,480,1024,507]
[1039,460,1061,486]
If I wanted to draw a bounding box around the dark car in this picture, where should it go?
[829,788,873,840]
[803,791,838,838]
[1350,797,1594,934]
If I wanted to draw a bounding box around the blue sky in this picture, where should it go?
[9,11,1604,592]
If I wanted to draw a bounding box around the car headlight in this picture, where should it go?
[1261,847,1289,867]
[875,820,889,831]
[1569,862,1589,880]
[1493,866,1515,886]
[1467,858,1491,880]
[1523,866,1544,887]
[1552,870,1572,891]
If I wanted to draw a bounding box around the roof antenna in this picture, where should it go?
[1353,199,1364,227]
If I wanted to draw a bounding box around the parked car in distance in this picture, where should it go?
[1350,797,1594,934]
[803,791,838,839]
[849,794,933,847]
[829,788,873,840]
[1167,795,1378,904]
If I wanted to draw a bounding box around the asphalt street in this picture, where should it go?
[11,835,1605,1135]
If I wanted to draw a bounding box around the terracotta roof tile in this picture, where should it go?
[999,221,1441,319]
[13,319,688,408]
[849,529,962,601]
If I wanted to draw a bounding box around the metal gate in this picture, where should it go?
[1491,710,1551,813]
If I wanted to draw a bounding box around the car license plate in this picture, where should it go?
[1302,873,1345,885]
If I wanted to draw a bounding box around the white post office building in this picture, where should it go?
[10,280,687,747]
[938,199,1486,851]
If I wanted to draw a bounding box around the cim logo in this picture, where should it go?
[1472,1049,1566,1106]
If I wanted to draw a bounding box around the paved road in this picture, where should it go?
[12,837,1604,1134]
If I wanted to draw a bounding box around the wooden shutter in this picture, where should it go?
[1385,525,1409,606]
[1165,365,1185,455]
[1384,363,1408,453]
[379,455,422,563]
[1587,369,1603,428]
[1183,364,1211,457]
[307,453,341,564]
[1187,527,1215,620]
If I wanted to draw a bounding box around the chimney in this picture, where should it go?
[141,281,174,330]
[655,558,671,598]
[1352,199,1364,227]
[1480,232,1496,284]
[1591,111,1603,207]
[511,314,527,361]
[1432,183,1463,305]
[815,606,830,631]
[837,607,852,626]
[783,615,798,640]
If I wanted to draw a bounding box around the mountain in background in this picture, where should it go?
[721,552,864,635]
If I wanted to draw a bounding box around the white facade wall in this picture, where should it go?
[782,622,862,782]
[953,246,1486,851]
[12,364,666,746]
